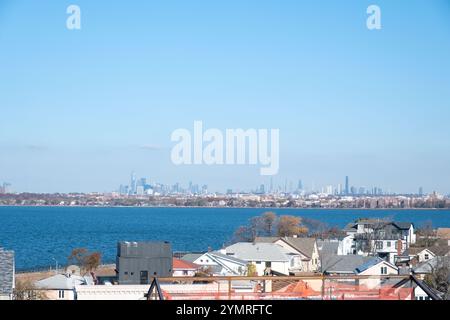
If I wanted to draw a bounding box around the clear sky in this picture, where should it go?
[1,0,450,194]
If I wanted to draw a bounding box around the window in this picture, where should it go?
[183,270,189,275]
[425,254,429,260]
[265,262,272,268]
[256,261,261,265]
[124,271,128,275]
[376,241,383,249]
[58,290,65,299]
[387,241,391,248]
[381,266,388,275]
[140,271,149,284]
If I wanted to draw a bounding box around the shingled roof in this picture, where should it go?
[254,237,316,259]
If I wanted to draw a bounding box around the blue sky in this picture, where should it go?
[1,0,450,193]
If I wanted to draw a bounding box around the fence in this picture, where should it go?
[152,275,415,300]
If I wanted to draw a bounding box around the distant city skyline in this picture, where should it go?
[1,1,450,194]
[109,172,431,196]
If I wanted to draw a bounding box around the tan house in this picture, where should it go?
[254,237,320,272]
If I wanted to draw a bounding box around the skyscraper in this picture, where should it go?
[130,172,137,195]
[345,176,349,195]
[298,180,303,191]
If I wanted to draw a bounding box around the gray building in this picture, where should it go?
[0,247,15,300]
[116,241,172,285]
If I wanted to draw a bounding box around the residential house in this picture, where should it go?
[412,256,450,281]
[344,219,416,264]
[172,258,200,277]
[397,245,450,266]
[317,239,340,263]
[224,242,303,276]
[0,247,15,300]
[182,251,247,276]
[338,234,356,255]
[35,273,94,300]
[116,241,172,285]
[406,248,436,264]
[254,237,320,272]
[322,255,398,289]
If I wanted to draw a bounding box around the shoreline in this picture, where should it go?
[16,264,117,281]
[1,205,450,211]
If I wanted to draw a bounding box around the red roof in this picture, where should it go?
[173,258,200,270]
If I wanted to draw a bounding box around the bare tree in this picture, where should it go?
[261,211,277,236]
[417,220,436,247]
[424,257,450,300]
[232,225,254,243]
[68,248,102,275]
[14,279,48,300]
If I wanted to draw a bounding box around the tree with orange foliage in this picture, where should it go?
[276,215,308,237]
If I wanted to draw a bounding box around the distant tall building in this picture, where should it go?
[345,176,349,195]
[298,180,303,191]
[326,185,333,195]
[1,183,12,194]
[259,184,265,194]
[136,186,145,196]
[130,172,137,195]
[419,187,424,196]
[119,184,129,195]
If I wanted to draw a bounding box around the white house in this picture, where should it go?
[355,258,399,289]
[407,248,436,264]
[255,237,320,272]
[343,220,416,264]
[321,255,398,289]
[224,242,302,276]
[182,251,248,276]
[338,235,355,255]
[172,258,200,277]
[35,273,94,300]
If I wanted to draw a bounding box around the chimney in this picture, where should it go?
[397,240,403,256]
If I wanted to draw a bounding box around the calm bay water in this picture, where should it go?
[1,206,450,271]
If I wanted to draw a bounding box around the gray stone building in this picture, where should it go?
[0,247,15,300]
[116,241,172,285]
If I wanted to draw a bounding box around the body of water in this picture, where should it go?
[1,206,449,271]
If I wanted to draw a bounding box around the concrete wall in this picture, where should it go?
[117,242,173,284]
